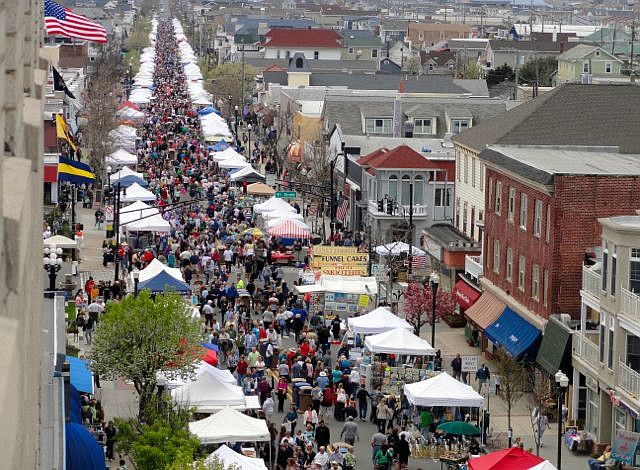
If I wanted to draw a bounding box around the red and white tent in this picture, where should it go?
[268,219,311,238]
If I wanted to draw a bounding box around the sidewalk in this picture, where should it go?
[426,320,592,469]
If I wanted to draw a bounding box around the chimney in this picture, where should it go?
[398,79,405,93]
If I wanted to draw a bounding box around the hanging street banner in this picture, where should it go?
[311,246,369,276]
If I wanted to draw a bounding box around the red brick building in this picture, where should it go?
[480,145,640,325]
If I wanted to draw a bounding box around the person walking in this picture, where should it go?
[370,431,387,465]
[84,313,95,346]
[315,420,331,449]
[475,363,490,393]
[355,387,371,421]
[262,394,274,422]
[104,420,116,460]
[339,416,359,446]
[451,353,462,380]
[395,433,411,468]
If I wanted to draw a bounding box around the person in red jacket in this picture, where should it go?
[236,354,248,386]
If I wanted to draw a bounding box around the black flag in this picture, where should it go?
[52,66,76,99]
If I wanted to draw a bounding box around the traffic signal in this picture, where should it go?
[387,200,394,215]
[377,200,384,212]
[242,181,247,194]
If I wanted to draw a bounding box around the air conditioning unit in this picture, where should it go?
[559,314,572,327]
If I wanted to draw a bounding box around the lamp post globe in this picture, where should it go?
[429,271,440,347]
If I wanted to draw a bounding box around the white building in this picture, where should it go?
[262,28,343,61]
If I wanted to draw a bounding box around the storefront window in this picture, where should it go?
[615,407,627,432]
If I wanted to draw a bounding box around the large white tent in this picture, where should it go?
[347,306,413,335]
[120,182,156,202]
[266,217,311,230]
[119,200,159,226]
[158,360,235,389]
[116,106,145,121]
[253,197,296,215]
[212,147,245,162]
[404,371,484,408]
[262,210,304,221]
[137,258,184,283]
[171,371,248,412]
[125,214,170,233]
[43,235,77,248]
[106,149,138,166]
[375,241,426,257]
[189,407,271,444]
[365,327,435,356]
[110,166,144,183]
[295,275,378,295]
[230,165,265,181]
[218,157,250,169]
[205,445,268,470]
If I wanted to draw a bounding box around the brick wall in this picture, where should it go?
[484,169,640,321]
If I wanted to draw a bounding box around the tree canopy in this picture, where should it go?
[90,291,203,418]
[486,63,515,87]
[403,282,456,336]
[518,56,558,87]
[200,61,260,109]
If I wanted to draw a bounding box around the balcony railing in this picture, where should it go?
[621,288,640,322]
[465,255,483,280]
[367,200,429,216]
[619,361,640,399]
[574,333,600,367]
[582,265,601,299]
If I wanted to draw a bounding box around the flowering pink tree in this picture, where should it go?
[402,282,457,336]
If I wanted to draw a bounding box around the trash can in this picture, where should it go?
[292,381,310,409]
[299,385,312,411]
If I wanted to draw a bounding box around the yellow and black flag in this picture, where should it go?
[55,113,77,152]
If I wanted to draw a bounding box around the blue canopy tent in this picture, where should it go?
[68,384,83,424]
[202,342,220,352]
[210,140,230,152]
[138,270,191,294]
[111,174,149,188]
[198,106,215,115]
[484,307,542,361]
[65,422,106,470]
[66,355,94,394]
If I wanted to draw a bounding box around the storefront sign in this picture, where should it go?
[312,246,368,276]
[608,389,640,419]
[611,429,640,464]
[462,355,478,372]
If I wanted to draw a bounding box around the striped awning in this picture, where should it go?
[268,219,311,239]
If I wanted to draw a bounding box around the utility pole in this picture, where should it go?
[408,183,414,276]
[240,41,245,107]
[630,22,636,74]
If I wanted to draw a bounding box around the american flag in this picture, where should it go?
[411,255,427,270]
[44,0,107,43]
[336,198,349,221]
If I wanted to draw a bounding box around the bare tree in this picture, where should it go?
[494,348,527,445]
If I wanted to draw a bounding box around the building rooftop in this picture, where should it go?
[342,134,455,159]
[452,83,640,153]
[423,223,479,251]
[480,145,640,186]
[263,28,342,48]
[557,43,621,62]
[357,144,437,169]
[489,38,576,52]
[599,216,640,232]
[246,57,378,72]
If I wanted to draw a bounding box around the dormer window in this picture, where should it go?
[296,57,304,68]
[365,118,392,134]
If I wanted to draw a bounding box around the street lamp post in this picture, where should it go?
[113,179,122,282]
[43,245,63,291]
[247,124,252,159]
[555,370,569,470]
[430,271,440,347]
[234,105,239,143]
[133,269,140,297]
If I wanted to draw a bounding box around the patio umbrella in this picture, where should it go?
[437,421,481,436]
[242,227,265,238]
[467,447,544,470]
[87,302,104,314]
[201,348,218,367]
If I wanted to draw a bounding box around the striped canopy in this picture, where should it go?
[268,219,311,239]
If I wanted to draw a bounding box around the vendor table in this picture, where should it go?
[440,453,468,470]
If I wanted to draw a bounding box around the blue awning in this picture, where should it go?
[66,355,94,394]
[138,269,191,294]
[65,422,105,470]
[485,307,542,361]
[69,384,83,424]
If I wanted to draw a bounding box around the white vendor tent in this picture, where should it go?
[110,166,144,183]
[295,275,378,296]
[137,258,184,283]
[189,407,271,444]
[218,157,250,169]
[365,327,435,355]
[262,210,304,221]
[106,149,138,166]
[229,165,265,181]
[266,217,311,230]
[212,147,245,162]
[125,214,170,233]
[43,235,77,248]
[253,197,296,215]
[171,371,248,412]
[375,241,426,256]
[404,371,484,408]
[205,445,268,470]
[119,201,159,226]
[347,306,413,335]
[158,360,235,389]
[529,461,558,470]
[120,182,156,202]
